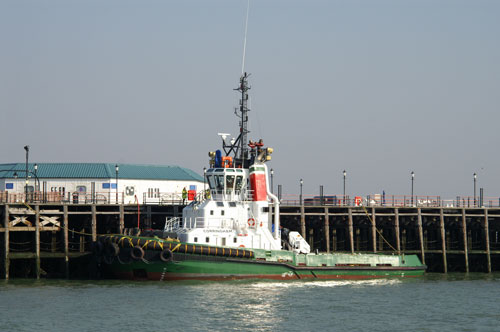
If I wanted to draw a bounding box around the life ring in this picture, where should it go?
[247,218,256,227]
[160,249,173,262]
[239,244,245,248]
[131,245,145,260]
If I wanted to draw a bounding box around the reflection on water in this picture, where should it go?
[1,274,500,332]
[250,278,403,289]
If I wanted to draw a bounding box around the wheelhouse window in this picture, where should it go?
[205,237,210,243]
[207,175,216,190]
[226,175,235,191]
[215,175,224,192]
[235,176,243,191]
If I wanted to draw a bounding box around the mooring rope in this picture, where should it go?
[361,204,398,252]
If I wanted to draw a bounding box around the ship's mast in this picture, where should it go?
[236,72,250,167]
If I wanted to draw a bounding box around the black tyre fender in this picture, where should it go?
[131,245,145,260]
[105,243,120,257]
[160,249,173,262]
[103,254,114,265]
[91,241,103,255]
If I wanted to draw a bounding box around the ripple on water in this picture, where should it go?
[1,274,499,332]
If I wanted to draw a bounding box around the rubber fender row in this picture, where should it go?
[94,240,174,263]
[97,235,254,259]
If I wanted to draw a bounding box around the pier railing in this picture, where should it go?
[278,194,500,208]
[1,190,499,208]
[0,191,125,205]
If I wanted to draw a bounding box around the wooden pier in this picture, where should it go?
[0,203,181,279]
[1,202,499,278]
[278,205,500,273]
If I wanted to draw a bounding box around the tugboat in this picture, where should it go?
[95,73,425,280]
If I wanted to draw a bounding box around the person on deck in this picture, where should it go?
[182,187,187,204]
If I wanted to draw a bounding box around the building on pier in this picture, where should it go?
[0,163,203,204]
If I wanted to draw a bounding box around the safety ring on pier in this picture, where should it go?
[247,218,256,227]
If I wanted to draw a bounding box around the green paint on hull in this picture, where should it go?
[97,235,425,281]
[102,249,425,281]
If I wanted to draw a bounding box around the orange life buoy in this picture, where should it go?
[239,244,245,248]
[221,156,233,168]
[247,218,255,227]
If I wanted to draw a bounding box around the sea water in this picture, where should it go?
[1,273,499,332]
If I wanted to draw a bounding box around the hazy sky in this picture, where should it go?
[1,0,499,199]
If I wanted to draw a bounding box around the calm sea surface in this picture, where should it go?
[1,273,499,332]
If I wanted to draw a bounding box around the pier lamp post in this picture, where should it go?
[115,164,119,204]
[411,171,415,206]
[270,168,274,194]
[473,173,477,207]
[300,179,303,205]
[343,170,346,205]
[34,164,38,200]
[24,145,29,202]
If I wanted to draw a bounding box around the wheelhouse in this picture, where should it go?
[206,168,249,201]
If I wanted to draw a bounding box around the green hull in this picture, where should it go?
[105,258,425,281]
[97,235,425,281]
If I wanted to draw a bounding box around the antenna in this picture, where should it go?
[222,1,252,167]
[241,0,250,75]
[218,133,231,143]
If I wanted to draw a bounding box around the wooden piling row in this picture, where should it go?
[279,204,500,273]
[1,203,180,279]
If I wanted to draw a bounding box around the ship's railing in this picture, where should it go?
[164,217,182,232]
[178,216,237,230]
[208,189,254,202]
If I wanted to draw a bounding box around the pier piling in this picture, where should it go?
[440,208,447,273]
[3,204,9,280]
[461,208,469,273]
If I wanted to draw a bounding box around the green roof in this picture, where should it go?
[0,163,203,182]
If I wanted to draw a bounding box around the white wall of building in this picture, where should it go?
[0,178,204,204]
